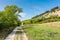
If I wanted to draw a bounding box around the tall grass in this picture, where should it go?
[24,22,60,40]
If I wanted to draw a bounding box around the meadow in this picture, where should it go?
[23,22,60,40]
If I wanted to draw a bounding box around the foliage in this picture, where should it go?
[23,15,60,24]
[0,5,22,39]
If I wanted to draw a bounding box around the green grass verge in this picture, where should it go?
[0,27,15,40]
[23,23,60,40]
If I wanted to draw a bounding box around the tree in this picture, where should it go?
[0,5,22,30]
[4,5,22,26]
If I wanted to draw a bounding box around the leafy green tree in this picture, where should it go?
[0,5,22,30]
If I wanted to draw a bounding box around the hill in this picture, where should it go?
[32,7,60,19]
[23,7,60,24]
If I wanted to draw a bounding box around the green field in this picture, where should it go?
[24,22,60,40]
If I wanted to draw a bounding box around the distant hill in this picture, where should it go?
[32,7,60,19]
[23,7,60,24]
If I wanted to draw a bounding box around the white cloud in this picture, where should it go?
[18,12,27,21]
[19,12,26,17]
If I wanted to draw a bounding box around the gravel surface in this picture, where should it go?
[5,27,28,40]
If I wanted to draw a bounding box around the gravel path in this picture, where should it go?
[5,27,28,40]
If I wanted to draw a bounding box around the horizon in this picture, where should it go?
[0,0,60,20]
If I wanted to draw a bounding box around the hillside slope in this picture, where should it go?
[32,7,60,19]
[23,7,60,24]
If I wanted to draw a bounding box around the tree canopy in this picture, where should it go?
[0,5,22,30]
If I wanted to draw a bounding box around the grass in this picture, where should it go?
[23,22,60,40]
[0,27,15,40]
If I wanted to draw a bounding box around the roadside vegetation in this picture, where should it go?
[23,22,60,40]
[0,5,22,40]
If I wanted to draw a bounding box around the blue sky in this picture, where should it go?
[0,0,60,20]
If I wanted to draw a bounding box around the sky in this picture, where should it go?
[0,0,60,20]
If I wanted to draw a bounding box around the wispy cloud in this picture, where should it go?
[19,12,26,17]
